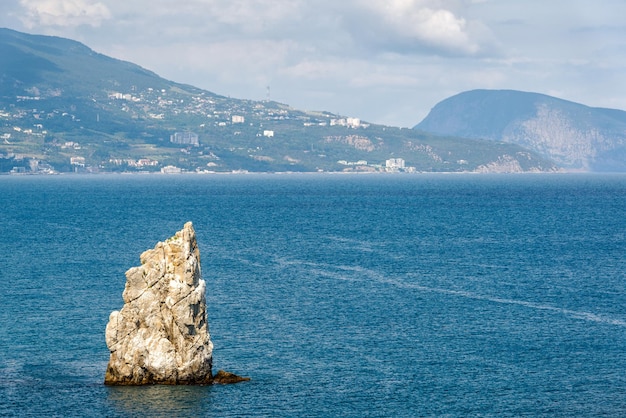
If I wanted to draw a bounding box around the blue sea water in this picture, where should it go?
[1,173,625,417]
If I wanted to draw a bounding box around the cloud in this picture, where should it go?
[379,1,476,53]
[204,0,304,30]
[345,0,493,56]
[6,0,626,127]
[281,59,349,80]
[95,0,306,39]
[19,0,111,28]
[91,1,492,57]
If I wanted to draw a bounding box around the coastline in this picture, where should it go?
[1,167,598,177]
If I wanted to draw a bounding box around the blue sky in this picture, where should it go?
[1,0,625,127]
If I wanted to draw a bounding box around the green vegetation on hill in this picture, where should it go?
[0,28,557,174]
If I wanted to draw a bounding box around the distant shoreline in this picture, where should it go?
[2,169,619,178]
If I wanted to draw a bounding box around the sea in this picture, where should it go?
[1,173,625,417]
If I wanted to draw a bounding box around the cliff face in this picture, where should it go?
[104,222,213,385]
[415,89,626,172]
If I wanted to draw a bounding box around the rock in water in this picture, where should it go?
[104,222,214,385]
[212,370,251,384]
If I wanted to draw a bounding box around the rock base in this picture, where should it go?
[212,370,251,385]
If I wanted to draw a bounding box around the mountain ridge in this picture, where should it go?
[0,28,561,173]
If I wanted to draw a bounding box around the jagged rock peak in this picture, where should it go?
[104,222,214,385]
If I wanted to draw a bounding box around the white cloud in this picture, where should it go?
[351,0,490,56]
[382,1,475,52]
[19,0,110,28]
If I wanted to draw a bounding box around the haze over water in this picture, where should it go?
[1,174,625,416]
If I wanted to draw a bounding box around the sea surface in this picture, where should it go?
[1,173,625,417]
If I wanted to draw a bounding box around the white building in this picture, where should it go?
[161,165,182,174]
[232,115,245,124]
[347,117,361,128]
[338,160,368,166]
[70,156,86,167]
[331,117,361,128]
[263,130,275,137]
[386,158,405,170]
[170,131,199,146]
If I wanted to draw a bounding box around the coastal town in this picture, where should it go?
[1,85,421,174]
[0,28,560,175]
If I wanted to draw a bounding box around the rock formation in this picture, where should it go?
[212,370,251,384]
[104,222,214,385]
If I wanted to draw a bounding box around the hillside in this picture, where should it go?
[415,89,626,172]
[0,28,557,174]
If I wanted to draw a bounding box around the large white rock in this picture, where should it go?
[104,222,214,385]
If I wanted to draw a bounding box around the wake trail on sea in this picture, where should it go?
[391,280,626,328]
[266,255,626,329]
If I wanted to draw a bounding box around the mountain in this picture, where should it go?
[1,28,557,174]
[414,89,626,172]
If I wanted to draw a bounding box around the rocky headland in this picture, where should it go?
[104,222,247,385]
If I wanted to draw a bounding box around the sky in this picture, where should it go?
[1,0,625,127]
